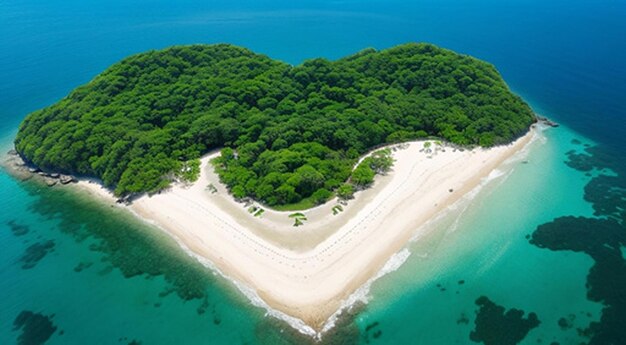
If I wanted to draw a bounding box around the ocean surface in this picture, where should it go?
[1,1,625,344]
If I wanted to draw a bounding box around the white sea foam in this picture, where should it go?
[229,275,319,338]
[190,244,413,340]
[141,219,323,338]
[409,135,537,239]
[151,220,324,338]
[319,248,412,336]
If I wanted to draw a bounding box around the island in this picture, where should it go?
[11,43,537,336]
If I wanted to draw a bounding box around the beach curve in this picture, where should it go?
[72,127,539,336]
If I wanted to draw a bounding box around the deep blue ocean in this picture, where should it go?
[1,1,625,344]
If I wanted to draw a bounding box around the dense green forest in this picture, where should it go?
[15,43,535,205]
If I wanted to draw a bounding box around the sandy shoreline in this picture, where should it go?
[60,128,536,335]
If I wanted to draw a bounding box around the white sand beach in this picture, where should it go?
[75,128,536,333]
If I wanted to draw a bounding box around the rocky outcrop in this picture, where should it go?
[44,177,58,186]
[59,175,75,184]
[536,115,559,127]
[4,149,76,186]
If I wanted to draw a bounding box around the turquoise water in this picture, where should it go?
[359,126,602,344]
[2,1,625,344]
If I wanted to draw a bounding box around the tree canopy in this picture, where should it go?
[14,43,535,205]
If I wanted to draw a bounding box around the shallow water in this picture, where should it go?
[1,0,625,344]
[358,126,603,344]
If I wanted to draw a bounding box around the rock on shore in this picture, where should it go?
[4,149,76,186]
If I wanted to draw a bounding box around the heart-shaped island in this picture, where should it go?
[12,43,537,336]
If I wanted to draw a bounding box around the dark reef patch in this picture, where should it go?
[457,313,470,325]
[565,147,625,222]
[212,314,222,326]
[530,216,626,344]
[7,219,30,236]
[97,265,114,276]
[583,175,626,222]
[12,310,57,345]
[565,146,614,174]
[469,296,540,345]
[196,296,209,315]
[364,321,379,332]
[530,217,623,255]
[565,150,594,172]
[19,240,55,269]
[73,261,93,272]
[363,321,382,343]
[530,143,626,344]
[557,314,575,330]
